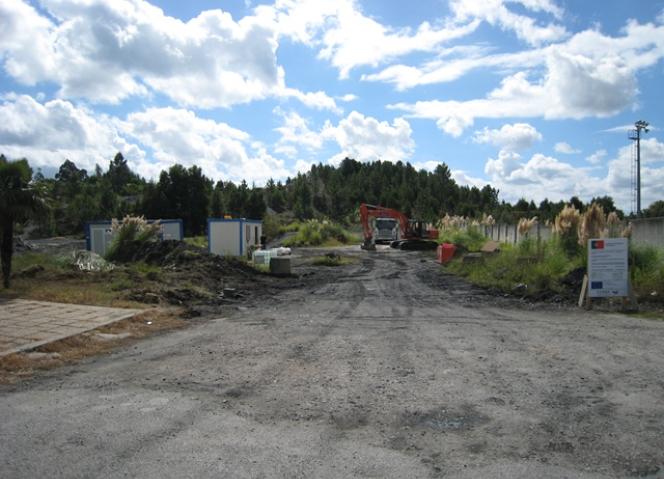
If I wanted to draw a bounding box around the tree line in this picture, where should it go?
[4,153,657,240]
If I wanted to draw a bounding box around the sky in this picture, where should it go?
[1,0,664,212]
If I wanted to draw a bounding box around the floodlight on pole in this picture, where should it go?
[628,120,649,216]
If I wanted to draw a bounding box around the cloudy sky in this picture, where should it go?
[1,0,663,211]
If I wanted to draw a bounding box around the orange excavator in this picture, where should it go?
[359,203,439,250]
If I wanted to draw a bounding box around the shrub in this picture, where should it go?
[606,211,621,238]
[438,226,486,252]
[554,205,581,256]
[282,219,353,247]
[629,245,664,302]
[579,202,606,246]
[105,216,161,262]
[447,239,582,296]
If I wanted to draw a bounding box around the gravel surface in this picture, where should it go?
[1,247,663,478]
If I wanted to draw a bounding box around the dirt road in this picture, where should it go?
[1,247,663,478]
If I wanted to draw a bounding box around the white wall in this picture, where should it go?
[209,220,241,256]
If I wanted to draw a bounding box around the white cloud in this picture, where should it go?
[600,124,634,134]
[324,111,414,164]
[362,47,542,90]
[473,123,542,151]
[554,142,580,154]
[484,149,604,202]
[468,137,664,210]
[269,0,564,79]
[263,0,480,78]
[274,110,324,156]
[586,149,607,165]
[120,107,292,183]
[274,109,414,164]
[386,19,664,134]
[281,88,341,113]
[337,94,358,102]
[0,93,144,172]
[0,94,295,184]
[450,0,567,46]
[485,149,525,180]
[606,138,664,210]
[451,169,488,189]
[412,161,442,172]
[0,0,338,111]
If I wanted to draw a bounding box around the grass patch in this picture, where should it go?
[282,219,358,247]
[11,251,71,273]
[438,226,487,252]
[2,252,156,308]
[446,238,664,304]
[279,221,303,234]
[0,309,185,384]
[184,236,207,249]
[630,244,664,302]
[252,263,270,273]
[447,240,583,296]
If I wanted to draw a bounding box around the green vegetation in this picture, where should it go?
[3,152,660,268]
[0,156,45,288]
[184,236,207,249]
[448,239,583,296]
[105,216,161,262]
[630,245,664,301]
[2,251,150,308]
[438,226,487,252]
[281,219,359,247]
[447,234,664,303]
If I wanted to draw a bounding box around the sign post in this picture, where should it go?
[581,238,631,309]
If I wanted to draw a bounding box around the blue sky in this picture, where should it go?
[1,0,664,212]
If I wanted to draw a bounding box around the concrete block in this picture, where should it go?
[270,257,291,276]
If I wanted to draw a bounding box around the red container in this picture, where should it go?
[437,243,456,264]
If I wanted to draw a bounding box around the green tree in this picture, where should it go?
[643,200,664,218]
[590,195,621,216]
[210,182,225,217]
[292,175,313,219]
[55,159,87,198]
[244,188,266,219]
[0,157,45,288]
[106,152,133,194]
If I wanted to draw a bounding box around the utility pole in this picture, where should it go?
[629,120,649,216]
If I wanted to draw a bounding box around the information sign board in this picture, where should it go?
[587,238,629,298]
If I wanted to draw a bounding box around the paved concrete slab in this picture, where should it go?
[0,299,141,357]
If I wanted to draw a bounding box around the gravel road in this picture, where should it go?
[1,247,663,478]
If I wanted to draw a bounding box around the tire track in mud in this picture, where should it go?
[172,256,375,415]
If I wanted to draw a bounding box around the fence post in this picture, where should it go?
[514,223,518,244]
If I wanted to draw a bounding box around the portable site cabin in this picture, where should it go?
[85,219,184,257]
[208,218,263,257]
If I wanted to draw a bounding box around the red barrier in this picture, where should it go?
[436,243,456,264]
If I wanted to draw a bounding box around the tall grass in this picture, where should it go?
[554,205,581,256]
[448,240,582,295]
[282,219,358,247]
[630,245,664,301]
[105,216,161,262]
[438,226,487,252]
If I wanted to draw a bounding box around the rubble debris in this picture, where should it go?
[70,250,115,272]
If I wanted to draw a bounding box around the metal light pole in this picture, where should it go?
[629,120,649,216]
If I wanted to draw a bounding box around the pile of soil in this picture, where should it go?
[116,240,345,315]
